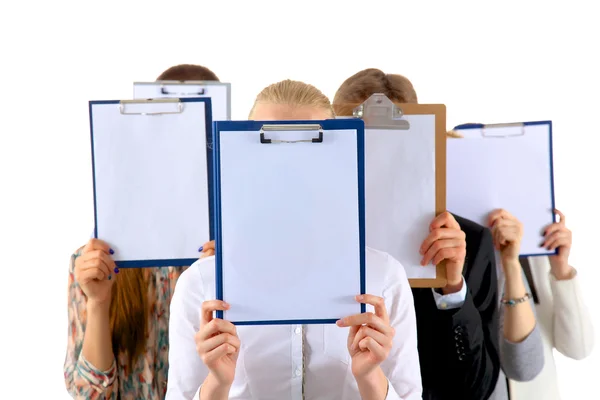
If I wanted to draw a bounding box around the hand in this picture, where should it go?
[488,209,523,263]
[336,295,395,379]
[196,300,239,386]
[543,209,573,278]
[74,239,117,305]
[420,211,466,292]
[199,240,216,259]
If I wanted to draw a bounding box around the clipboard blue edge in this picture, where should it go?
[453,120,558,257]
[213,119,367,323]
[89,97,214,268]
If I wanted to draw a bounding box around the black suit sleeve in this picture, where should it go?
[433,228,500,399]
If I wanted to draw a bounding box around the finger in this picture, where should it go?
[200,249,215,259]
[337,312,392,334]
[202,343,236,365]
[199,318,237,341]
[432,247,465,266]
[350,326,367,351]
[554,209,566,225]
[199,240,216,253]
[542,231,570,248]
[421,238,464,265]
[79,268,106,283]
[546,238,571,251]
[84,239,113,255]
[353,326,389,350]
[347,324,361,349]
[359,337,386,360]
[196,333,240,355]
[487,209,512,226]
[200,300,230,325]
[81,256,113,278]
[430,211,460,231]
[543,222,565,237]
[420,228,465,255]
[356,294,389,323]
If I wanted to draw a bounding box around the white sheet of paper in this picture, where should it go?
[133,82,230,121]
[447,123,554,256]
[218,127,362,323]
[365,115,437,279]
[91,100,211,263]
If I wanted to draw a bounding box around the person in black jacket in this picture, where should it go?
[332,68,501,400]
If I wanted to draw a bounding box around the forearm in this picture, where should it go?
[82,301,114,371]
[200,374,231,400]
[356,368,388,400]
[502,259,536,343]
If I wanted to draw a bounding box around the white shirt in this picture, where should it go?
[166,247,422,400]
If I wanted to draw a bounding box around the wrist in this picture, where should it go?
[201,374,232,400]
[501,258,522,277]
[355,368,388,400]
[551,263,575,280]
[442,277,463,295]
[87,299,111,316]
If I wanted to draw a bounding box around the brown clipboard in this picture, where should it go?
[353,97,447,288]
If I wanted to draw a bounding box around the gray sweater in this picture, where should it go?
[488,268,545,400]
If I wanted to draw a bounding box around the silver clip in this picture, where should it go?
[259,124,324,144]
[481,122,525,138]
[353,94,410,130]
[119,99,184,115]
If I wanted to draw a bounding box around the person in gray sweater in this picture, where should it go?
[487,209,544,399]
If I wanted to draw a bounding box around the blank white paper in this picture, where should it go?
[218,127,362,323]
[447,123,554,256]
[133,82,230,121]
[91,101,211,263]
[364,115,437,279]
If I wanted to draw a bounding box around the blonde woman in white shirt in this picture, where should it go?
[166,80,422,400]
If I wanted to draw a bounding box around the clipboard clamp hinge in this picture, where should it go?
[352,94,410,130]
[259,124,324,144]
[119,98,184,115]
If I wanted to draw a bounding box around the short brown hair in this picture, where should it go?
[332,68,418,116]
[249,79,334,118]
[156,64,220,81]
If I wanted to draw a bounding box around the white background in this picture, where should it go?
[0,0,598,398]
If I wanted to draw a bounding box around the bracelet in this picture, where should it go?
[501,293,532,307]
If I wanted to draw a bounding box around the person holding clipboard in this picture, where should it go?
[331,68,502,400]
[166,80,423,400]
[63,64,220,400]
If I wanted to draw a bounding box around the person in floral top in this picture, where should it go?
[63,64,220,400]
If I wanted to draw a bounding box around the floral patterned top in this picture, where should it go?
[63,252,187,400]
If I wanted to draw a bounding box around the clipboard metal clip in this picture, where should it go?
[119,99,184,116]
[353,94,410,130]
[160,81,206,96]
[259,124,324,144]
[481,122,525,138]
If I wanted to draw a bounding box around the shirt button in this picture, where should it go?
[440,302,448,309]
[295,368,302,377]
[295,327,302,335]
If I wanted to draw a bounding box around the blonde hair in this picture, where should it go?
[249,79,335,118]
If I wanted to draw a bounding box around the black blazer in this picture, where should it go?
[412,215,500,400]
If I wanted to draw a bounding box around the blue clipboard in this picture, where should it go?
[452,120,557,257]
[213,119,366,325]
[90,97,214,268]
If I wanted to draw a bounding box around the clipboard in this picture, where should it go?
[89,98,214,267]
[133,80,231,121]
[212,119,366,325]
[448,121,556,257]
[348,95,447,288]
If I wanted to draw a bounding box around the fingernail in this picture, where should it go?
[109,248,114,255]
[356,295,363,301]
[336,319,344,326]
[198,246,203,252]
[114,267,120,274]
[108,274,112,280]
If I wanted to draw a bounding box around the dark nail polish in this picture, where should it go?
[114,267,120,274]
[198,246,203,252]
[109,248,114,255]
[108,274,112,281]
